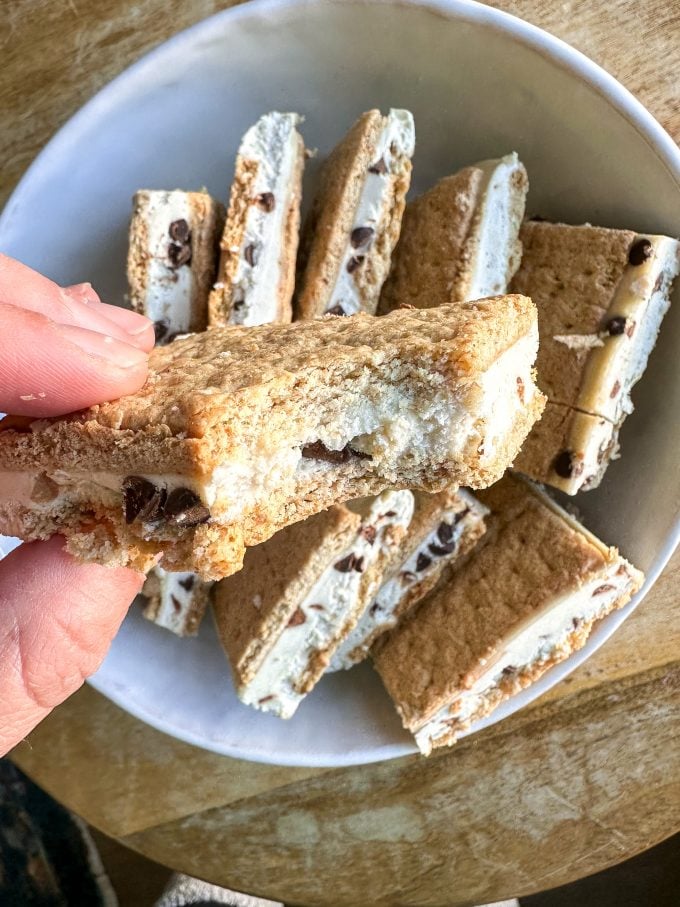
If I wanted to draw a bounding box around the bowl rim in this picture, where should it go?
[2,0,678,767]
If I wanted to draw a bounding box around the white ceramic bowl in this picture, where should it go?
[1,0,678,766]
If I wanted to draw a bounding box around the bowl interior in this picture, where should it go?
[1,0,678,765]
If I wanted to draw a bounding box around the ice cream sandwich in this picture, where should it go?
[213,491,414,718]
[209,112,305,327]
[127,189,224,342]
[329,488,487,670]
[374,474,644,754]
[140,568,212,637]
[512,221,680,493]
[0,297,544,579]
[379,153,528,312]
[295,109,415,318]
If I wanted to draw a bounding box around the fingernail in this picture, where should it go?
[63,282,100,305]
[87,301,154,337]
[55,323,149,369]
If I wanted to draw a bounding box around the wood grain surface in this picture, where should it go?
[3,1,680,905]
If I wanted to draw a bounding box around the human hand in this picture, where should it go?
[0,254,155,755]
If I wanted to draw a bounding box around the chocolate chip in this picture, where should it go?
[389,141,398,155]
[400,571,417,584]
[454,507,470,524]
[348,446,373,460]
[593,584,616,595]
[605,316,627,336]
[171,595,182,613]
[361,525,377,544]
[163,488,210,527]
[168,241,192,268]
[416,552,432,572]
[370,602,383,616]
[351,226,374,248]
[429,541,457,557]
[611,380,621,398]
[244,243,257,266]
[572,617,583,630]
[301,441,351,463]
[287,607,306,627]
[309,604,325,611]
[553,450,579,479]
[258,695,275,704]
[179,576,195,591]
[502,665,517,677]
[347,255,365,274]
[516,376,525,403]
[233,290,245,311]
[437,522,454,544]
[334,553,364,573]
[154,319,169,343]
[368,158,387,175]
[326,303,346,316]
[256,192,275,212]
[628,238,653,266]
[169,218,190,243]
[122,476,166,524]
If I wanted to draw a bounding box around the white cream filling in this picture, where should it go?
[142,566,210,636]
[330,491,486,671]
[229,112,302,326]
[466,152,526,300]
[577,235,680,425]
[413,565,638,754]
[140,191,194,331]
[240,490,414,718]
[324,109,415,315]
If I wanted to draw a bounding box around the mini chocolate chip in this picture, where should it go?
[287,607,306,627]
[256,192,275,212]
[429,541,457,557]
[361,525,377,544]
[334,553,364,573]
[628,238,653,266]
[169,218,190,243]
[454,507,470,524]
[309,604,325,611]
[605,316,627,336]
[301,441,351,463]
[179,576,195,591]
[501,665,517,677]
[171,595,182,613]
[611,380,621,398]
[368,158,387,175]
[347,255,365,274]
[516,376,525,403]
[244,243,257,266]
[553,450,576,478]
[154,319,169,343]
[416,552,432,572]
[350,226,374,248]
[258,695,275,704]
[572,617,583,629]
[122,476,166,524]
[389,141,398,155]
[163,488,210,527]
[593,584,616,595]
[347,445,373,460]
[437,522,454,544]
[326,303,346,316]
[168,241,192,268]
[370,602,382,616]
[400,571,417,583]
[385,511,397,517]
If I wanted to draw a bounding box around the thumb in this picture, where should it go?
[0,537,143,756]
[0,303,149,416]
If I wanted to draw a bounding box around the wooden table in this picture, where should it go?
[3,2,679,904]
